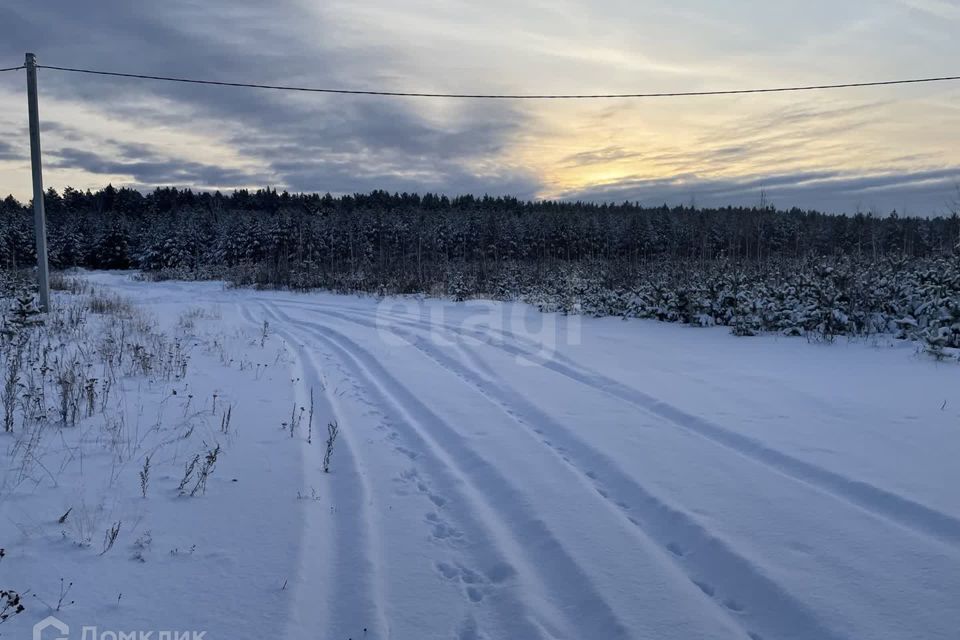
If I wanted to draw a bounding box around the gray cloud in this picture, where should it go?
[0,140,24,161]
[561,168,960,214]
[2,0,959,213]
[0,0,537,197]
[46,146,268,188]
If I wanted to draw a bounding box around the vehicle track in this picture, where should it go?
[258,302,633,640]
[272,301,855,640]
[238,304,390,640]
[267,297,960,550]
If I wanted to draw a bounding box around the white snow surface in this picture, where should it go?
[3,272,959,640]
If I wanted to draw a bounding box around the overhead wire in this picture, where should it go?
[24,63,960,100]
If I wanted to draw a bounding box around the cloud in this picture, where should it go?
[560,167,960,214]
[46,146,269,188]
[561,146,645,167]
[895,0,960,20]
[0,140,24,161]
[1,0,959,214]
[0,0,538,198]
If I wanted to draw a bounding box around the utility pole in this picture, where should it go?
[25,52,50,312]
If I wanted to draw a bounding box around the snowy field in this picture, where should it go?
[3,272,959,640]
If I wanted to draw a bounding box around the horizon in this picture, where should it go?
[1,1,960,215]
[3,182,960,220]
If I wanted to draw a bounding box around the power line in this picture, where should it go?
[0,66,25,73]
[30,63,960,100]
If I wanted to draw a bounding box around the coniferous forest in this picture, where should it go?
[1,185,959,355]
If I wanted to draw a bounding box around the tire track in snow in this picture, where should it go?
[238,304,389,640]
[271,320,558,640]
[260,302,633,640]
[280,301,853,640]
[270,298,960,551]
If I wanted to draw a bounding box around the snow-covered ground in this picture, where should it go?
[3,272,959,640]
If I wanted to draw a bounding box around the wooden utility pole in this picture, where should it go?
[25,52,50,312]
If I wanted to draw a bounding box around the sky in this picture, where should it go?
[0,0,959,215]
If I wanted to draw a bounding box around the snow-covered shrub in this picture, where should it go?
[449,271,470,302]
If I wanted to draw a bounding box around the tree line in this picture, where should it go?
[0,185,957,354]
[0,185,958,278]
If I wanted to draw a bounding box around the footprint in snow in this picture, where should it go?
[394,446,419,460]
[425,512,462,541]
[397,468,418,482]
[723,598,745,612]
[436,561,459,580]
[466,586,484,602]
[458,566,482,584]
[434,561,497,603]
